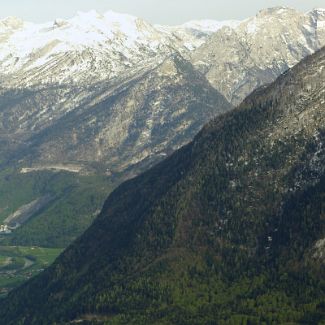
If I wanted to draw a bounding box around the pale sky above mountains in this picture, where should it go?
[1,0,325,24]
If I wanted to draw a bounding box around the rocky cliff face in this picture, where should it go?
[191,7,325,104]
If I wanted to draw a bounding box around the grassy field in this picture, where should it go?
[0,246,62,297]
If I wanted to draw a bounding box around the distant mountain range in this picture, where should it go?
[0,6,324,249]
[1,40,323,325]
[1,7,324,169]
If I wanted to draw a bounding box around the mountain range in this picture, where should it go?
[1,7,324,168]
[1,40,323,325]
[0,6,324,249]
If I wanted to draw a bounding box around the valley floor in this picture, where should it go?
[0,246,62,297]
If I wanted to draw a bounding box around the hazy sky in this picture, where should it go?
[1,0,324,25]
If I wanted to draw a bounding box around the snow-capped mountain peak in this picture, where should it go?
[155,18,241,50]
[257,6,293,14]
[0,9,188,86]
[2,8,248,87]
[75,9,103,19]
[179,19,240,33]
[309,8,325,22]
[0,16,24,29]
[311,8,325,13]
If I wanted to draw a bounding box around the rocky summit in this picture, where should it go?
[191,7,325,105]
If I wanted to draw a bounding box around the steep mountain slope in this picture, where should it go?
[191,7,325,104]
[2,46,324,324]
[6,55,231,174]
